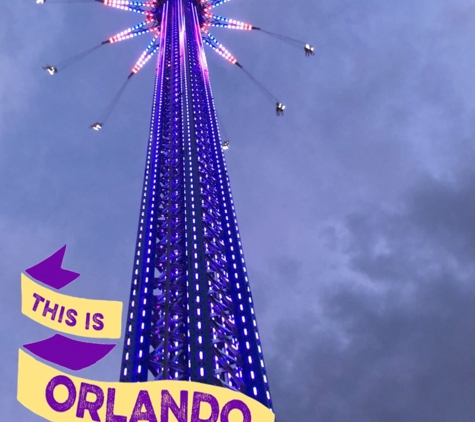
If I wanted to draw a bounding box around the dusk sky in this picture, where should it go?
[2,0,475,420]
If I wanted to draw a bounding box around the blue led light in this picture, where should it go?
[113,0,273,407]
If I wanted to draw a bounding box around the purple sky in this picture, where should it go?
[3,0,475,420]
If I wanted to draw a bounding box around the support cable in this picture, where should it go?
[215,108,231,149]
[90,77,131,130]
[99,77,131,123]
[55,43,104,70]
[257,29,303,46]
[257,28,314,55]
[216,108,229,141]
[236,64,278,103]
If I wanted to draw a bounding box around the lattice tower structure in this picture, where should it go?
[119,0,273,409]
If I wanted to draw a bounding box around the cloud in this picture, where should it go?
[266,171,475,422]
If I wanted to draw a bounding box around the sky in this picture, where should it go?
[2,0,475,420]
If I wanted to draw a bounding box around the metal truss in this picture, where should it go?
[148,2,189,381]
[185,0,244,392]
[119,0,273,410]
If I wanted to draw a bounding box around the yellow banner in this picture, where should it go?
[21,274,122,339]
[17,349,275,422]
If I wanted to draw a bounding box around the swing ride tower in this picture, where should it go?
[115,0,273,409]
[41,0,314,411]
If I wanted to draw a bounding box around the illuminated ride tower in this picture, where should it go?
[112,0,273,409]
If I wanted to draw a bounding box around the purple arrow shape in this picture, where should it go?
[23,334,116,371]
[25,245,80,290]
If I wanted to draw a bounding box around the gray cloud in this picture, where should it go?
[266,171,475,421]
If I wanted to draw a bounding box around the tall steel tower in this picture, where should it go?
[42,0,312,411]
[113,0,272,409]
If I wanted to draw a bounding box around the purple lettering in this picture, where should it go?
[220,400,251,422]
[85,312,91,330]
[42,300,58,320]
[66,309,77,327]
[130,390,158,422]
[93,313,104,331]
[76,382,104,421]
[58,305,66,323]
[45,375,76,412]
[161,390,188,422]
[106,388,127,422]
[32,293,45,312]
[191,392,219,422]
